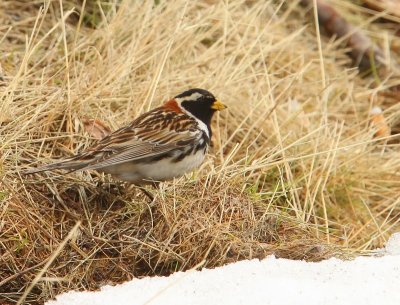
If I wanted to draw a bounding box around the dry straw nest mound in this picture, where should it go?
[1,0,400,304]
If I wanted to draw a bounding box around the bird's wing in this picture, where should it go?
[75,108,205,171]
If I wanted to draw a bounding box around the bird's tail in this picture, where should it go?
[23,157,89,175]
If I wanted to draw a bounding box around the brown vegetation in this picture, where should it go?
[1,0,400,304]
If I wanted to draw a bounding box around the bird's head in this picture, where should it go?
[174,88,226,127]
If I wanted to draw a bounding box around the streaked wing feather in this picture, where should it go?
[83,120,202,170]
[84,144,166,170]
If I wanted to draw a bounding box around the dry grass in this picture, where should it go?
[1,0,400,304]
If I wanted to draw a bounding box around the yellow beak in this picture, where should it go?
[211,99,227,111]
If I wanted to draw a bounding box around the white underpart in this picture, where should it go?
[175,96,210,138]
[105,148,205,183]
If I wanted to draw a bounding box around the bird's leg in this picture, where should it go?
[137,181,161,202]
[127,181,160,202]
[138,186,155,202]
[150,181,160,189]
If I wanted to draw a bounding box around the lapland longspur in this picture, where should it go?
[26,88,226,185]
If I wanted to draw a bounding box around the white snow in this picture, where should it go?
[370,106,383,115]
[46,233,400,305]
[386,232,400,255]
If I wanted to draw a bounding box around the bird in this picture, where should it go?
[25,88,227,189]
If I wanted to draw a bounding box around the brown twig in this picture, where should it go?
[301,0,386,71]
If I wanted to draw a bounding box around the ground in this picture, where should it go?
[1,0,400,304]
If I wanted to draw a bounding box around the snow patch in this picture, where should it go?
[47,256,400,305]
[46,232,400,305]
[386,232,400,255]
